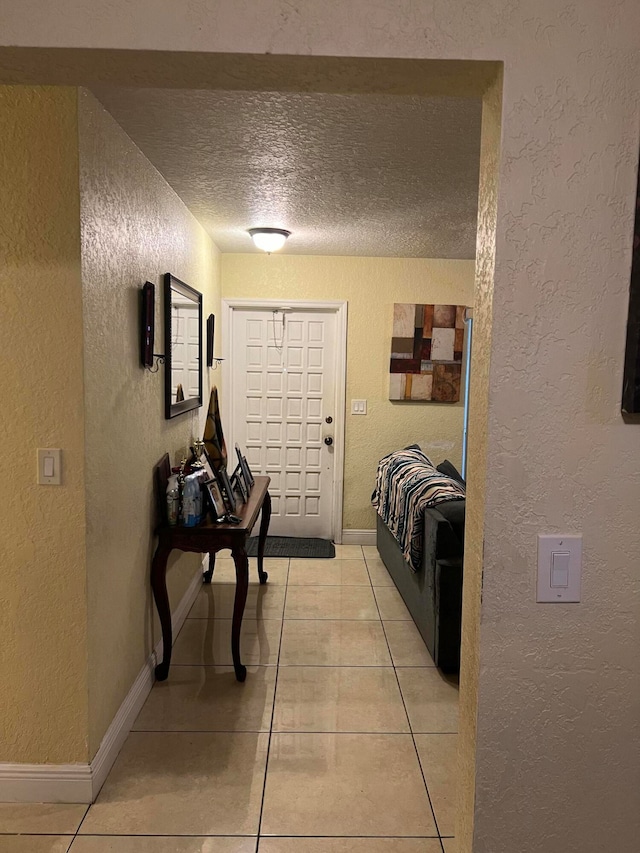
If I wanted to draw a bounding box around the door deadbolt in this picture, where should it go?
[324,436,334,446]
[325,416,333,424]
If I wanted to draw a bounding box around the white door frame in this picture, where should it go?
[222,298,348,544]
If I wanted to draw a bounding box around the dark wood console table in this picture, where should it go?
[151,462,271,684]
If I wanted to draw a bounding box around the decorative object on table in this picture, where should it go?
[181,470,203,527]
[175,383,185,402]
[236,443,255,489]
[622,151,640,417]
[215,465,237,513]
[165,473,179,526]
[203,477,226,521]
[231,464,249,504]
[389,303,466,402]
[201,453,217,482]
[164,272,203,419]
[203,386,227,470]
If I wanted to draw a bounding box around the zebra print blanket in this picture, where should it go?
[371,447,466,572]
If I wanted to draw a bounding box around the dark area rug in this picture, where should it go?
[245,536,335,558]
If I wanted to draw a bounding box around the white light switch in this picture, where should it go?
[38,448,62,485]
[550,551,570,588]
[537,535,581,602]
[351,399,367,415]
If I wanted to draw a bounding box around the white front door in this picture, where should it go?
[228,305,343,538]
[170,299,200,400]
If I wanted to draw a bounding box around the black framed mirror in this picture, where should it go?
[164,272,203,419]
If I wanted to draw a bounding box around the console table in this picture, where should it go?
[151,457,271,683]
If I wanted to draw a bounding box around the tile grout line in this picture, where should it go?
[364,549,445,845]
[67,804,91,849]
[255,556,290,852]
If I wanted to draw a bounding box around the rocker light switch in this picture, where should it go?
[38,448,62,485]
[550,551,570,588]
[351,399,367,415]
[537,535,581,603]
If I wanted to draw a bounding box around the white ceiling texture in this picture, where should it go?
[92,87,482,258]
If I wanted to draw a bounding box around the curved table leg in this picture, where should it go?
[151,540,173,681]
[257,491,271,585]
[231,544,249,682]
[203,551,216,584]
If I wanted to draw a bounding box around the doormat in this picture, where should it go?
[245,536,335,558]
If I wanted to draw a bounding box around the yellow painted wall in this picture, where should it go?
[0,87,89,763]
[457,70,501,852]
[221,254,475,530]
[78,90,221,758]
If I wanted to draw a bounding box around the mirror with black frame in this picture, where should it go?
[164,272,203,419]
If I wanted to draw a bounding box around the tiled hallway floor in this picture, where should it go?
[1,545,459,852]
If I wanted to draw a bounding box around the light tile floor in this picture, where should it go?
[1,548,459,852]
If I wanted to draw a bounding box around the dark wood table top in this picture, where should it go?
[157,475,271,540]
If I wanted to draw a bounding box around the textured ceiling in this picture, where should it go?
[92,87,482,258]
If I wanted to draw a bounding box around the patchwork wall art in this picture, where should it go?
[390,303,466,402]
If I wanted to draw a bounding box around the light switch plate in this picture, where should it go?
[351,399,367,415]
[38,448,62,485]
[537,534,582,602]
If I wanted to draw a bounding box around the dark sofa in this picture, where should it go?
[376,495,464,673]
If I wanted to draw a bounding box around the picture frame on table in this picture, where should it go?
[203,478,226,522]
[231,464,248,504]
[236,444,255,489]
[215,465,237,514]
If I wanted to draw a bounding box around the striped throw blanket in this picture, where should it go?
[372,447,465,572]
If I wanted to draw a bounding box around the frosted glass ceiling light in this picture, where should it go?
[248,228,291,253]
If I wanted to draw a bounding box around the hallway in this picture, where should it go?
[1,546,458,851]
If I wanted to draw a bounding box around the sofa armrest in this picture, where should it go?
[424,506,464,562]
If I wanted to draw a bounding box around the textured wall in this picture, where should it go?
[457,71,502,853]
[0,87,89,763]
[221,254,475,530]
[78,90,221,758]
[1,4,640,851]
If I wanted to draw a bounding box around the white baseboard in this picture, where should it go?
[0,763,93,804]
[341,529,376,545]
[0,563,204,804]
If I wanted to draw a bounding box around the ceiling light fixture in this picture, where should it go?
[248,227,291,253]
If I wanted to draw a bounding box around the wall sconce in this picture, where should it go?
[248,227,291,253]
[206,313,224,369]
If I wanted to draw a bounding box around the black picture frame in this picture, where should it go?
[164,272,203,420]
[215,465,236,513]
[231,465,248,504]
[236,444,255,489]
[203,478,226,521]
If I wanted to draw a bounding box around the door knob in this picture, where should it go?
[324,436,333,446]
[325,416,333,424]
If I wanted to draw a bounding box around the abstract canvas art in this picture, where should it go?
[389,303,466,402]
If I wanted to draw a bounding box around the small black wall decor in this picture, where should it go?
[140,281,155,368]
[622,153,640,417]
[206,313,215,367]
